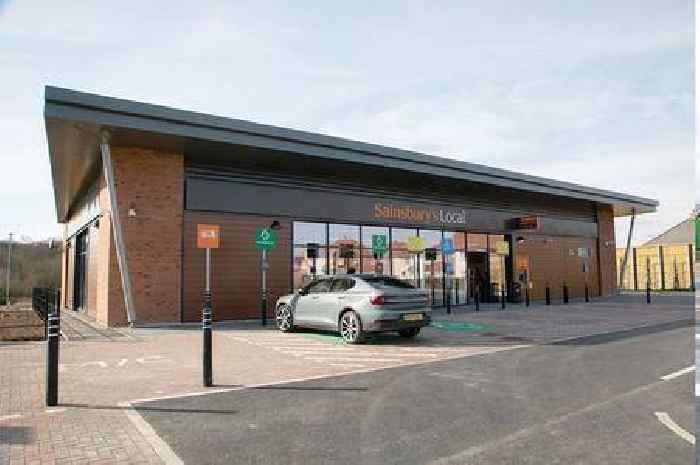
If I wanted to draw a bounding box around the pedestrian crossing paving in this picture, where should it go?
[223,330,528,372]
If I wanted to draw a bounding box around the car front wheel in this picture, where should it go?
[339,310,364,344]
[276,304,294,332]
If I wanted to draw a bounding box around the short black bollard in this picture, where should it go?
[545,286,551,305]
[202,290,213,387]
[525,287,530,307]
[46,290,60,407]
[584,284,589,302]
[563,284,569,304]
[446,286,452,315]
[500,288,506,310]
[475,290,480,312]
[646,283,651,304]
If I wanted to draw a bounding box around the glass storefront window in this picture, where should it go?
[329,224,360,275]
[361,226,390,274]
[293,222,328,290]
[391,228,418,286]
[488,234,508,300]
[443,231,466,305]
[467,233,489,302]
[418,230,443,305]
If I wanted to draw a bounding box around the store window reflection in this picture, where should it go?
[418,229,442,306]
[293,222,327,290]
[488,234,509,301]
[329,224,360,275]
[391,228,418,286]
[361,226,390,274]
[444,231,466,305]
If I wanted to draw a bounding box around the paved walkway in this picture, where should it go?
[59,312,129,342]
[0,294,693,465]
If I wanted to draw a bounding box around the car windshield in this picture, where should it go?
[362,276,416,289]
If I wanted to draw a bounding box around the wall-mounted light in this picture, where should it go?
[516,236,525,244]
[128,208,136,217]
[270,220,281,230]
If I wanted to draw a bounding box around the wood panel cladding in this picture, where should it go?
[514,234,600,301]
[183,211,292,321]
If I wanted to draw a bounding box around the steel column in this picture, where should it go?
[100,131,136,325]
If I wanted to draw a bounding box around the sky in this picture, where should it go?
[0,1,694,245]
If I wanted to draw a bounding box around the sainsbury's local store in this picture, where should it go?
[44,86,658,326]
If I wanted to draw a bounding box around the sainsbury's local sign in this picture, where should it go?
[373,202,467,225]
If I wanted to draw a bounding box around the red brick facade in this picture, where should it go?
[62,146,184,326]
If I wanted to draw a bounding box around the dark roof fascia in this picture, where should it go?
[44,86,659,212]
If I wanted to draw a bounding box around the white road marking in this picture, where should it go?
[45,408,67,414]
[660,366,695,381]
[117,358,129,367]
[279,348,440,358]
[307,356,402,363]
[654,412,695,445]
[120,401,184,465]
[0,414,21,422]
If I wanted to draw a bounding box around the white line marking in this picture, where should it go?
[117,358,129,367]
[661,366,695,381]
[307,357,402,363]
[45,408,67,414]
[120,401,185,465]
[279,349,440,358]
[654,412,695,445]
[0,414,21,422]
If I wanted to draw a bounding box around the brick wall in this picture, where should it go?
[182,212,292,321]
[596,204,617,296]
[108,146,184,325]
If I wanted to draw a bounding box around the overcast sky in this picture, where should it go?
[0,1,694,245]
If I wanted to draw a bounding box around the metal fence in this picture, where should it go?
[31,288,60,338]
[616,244,695,291]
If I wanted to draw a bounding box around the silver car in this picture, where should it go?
[274,274,431,344]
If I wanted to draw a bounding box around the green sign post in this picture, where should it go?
[256,226,278,327]
[255,227,277,251]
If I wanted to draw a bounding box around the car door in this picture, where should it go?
[323,278,355,327]
[294,279,332,327]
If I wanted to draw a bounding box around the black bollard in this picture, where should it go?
[446,283,452,315]
[525,287,530,307]
[584,284,589,302]
[563,284,569,304]
[646,282,651,304]
[501,288,506,310]
[545,286,551,305]
[475,289,480,312]
[46,289,60,407]
[202,290,213,387]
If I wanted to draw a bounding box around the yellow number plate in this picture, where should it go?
[403,313,423,321]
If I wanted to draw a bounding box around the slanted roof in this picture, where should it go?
[44,86,658,223]
[643,217,694,246]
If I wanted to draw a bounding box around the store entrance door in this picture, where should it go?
[467,252,488,302]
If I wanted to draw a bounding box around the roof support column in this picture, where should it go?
[618,209,636,291]
[100,130,137,325]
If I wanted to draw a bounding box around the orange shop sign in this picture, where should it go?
[197,224,220,249]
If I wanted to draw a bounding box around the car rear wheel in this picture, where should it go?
[399,327,420,338]
[339,310,364,344]
[275,304,294,332]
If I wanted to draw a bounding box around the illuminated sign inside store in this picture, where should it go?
[373,203,467,225]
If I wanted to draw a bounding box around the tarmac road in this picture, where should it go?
[137,322,693,465]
